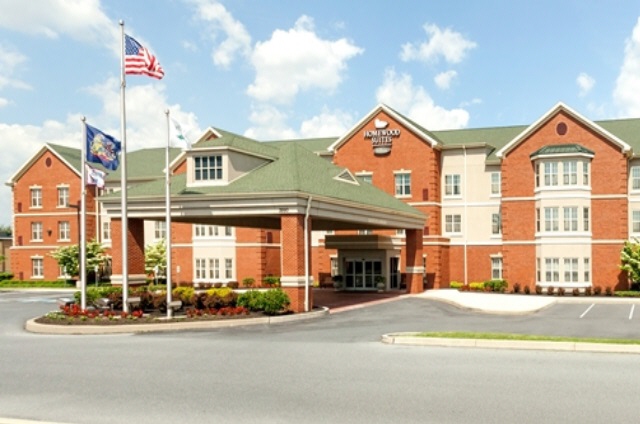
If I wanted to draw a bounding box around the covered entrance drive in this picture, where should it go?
[101,130,427,313]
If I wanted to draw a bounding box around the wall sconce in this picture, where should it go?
[47,229,52,236]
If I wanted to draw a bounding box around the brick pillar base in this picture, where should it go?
[405,229,424,293]
[281,283,314,313]
[280,214,313,313]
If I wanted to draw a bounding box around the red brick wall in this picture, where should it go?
[110,218,145,276]
[170,222,193,283]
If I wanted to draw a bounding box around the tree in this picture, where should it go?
[620,238,640,285]
[0,225,11,236]
[145,239,166,279]
[50,240,108,278]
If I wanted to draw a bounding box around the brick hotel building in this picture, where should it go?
[7,102,640,310]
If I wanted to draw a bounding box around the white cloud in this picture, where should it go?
[613,17,640,117]
[244,104,297,140]
[187,0,252,68]
[0,0,117,47]
[0,43,31,91]
[434,70,457,90]
[299,107,355,138]
[0,98,8,108]
[576,72,595,97]
[400,23,477,64]
[247,15,363,104]
[376,68,469,130]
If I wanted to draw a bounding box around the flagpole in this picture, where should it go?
[80,117,88,310]
[119,20,129,312]
[165,109,173,318]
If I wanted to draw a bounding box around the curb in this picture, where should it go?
[327,294,409,314]
[24,307,329,335]
[381,332,640,354]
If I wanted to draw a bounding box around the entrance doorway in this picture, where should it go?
[344,259,382,290]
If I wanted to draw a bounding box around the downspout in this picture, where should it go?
[463,145,468,286]
[304,196,312,312]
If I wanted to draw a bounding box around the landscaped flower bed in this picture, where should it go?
[449,280,640,297]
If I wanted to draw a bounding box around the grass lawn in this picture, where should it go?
[414,331,640,345]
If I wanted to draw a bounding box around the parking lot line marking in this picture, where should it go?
[579,304,595,318]
[630,304,635,320]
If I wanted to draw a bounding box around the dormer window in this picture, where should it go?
[530,144,594,189]
[194,155,223,181]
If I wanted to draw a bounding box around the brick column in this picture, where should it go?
[109,218,147,286]
[405,229,424,293]
[280,214,313,313]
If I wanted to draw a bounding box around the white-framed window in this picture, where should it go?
[544,207,559,232]
[632,166,640,190]
[563,207,578,232]
[563,161,577,185]
[31,222,43,241]
[224,226,233,237]
[154,221,166,240]
[30,187,42,208]
[583,207,590,232]
[445,214,462,234]
[584,258,590,283]
[194,224,210,238]
[102,221,111,241]
[545,258,559,282]
[445,174,461,196]
[633,210,640,233]
[395,229,406,236]
[356,172,373,184]
[195,258,206,279]
[31,257,44,278]
[564,258,579,282]
[225,258,233,279]
[582,162,590,185]
[536,258,541,282]
[358,229,372,235]
[491,172,501,195]
[491,213,501,235]
[491,257,503,280]
[536,208,541,232]
[394,172,411,197]
[330,257,338,276]
[58,221,70,241]
[544,162,558,186]
[194,155,223,181]
[209,258,220,280]
[57,186,70,207]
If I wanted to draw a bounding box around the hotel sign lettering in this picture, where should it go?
[363,118,400,155]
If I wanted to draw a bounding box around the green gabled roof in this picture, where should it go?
[596,118,640,153]
[195,128,280,159]
[124,142,423,217]
[47,143,182,181]
[530,143,595,157]
[264,137,337,153]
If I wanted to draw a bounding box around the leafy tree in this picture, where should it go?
[0,225,11,236]
[50,240,108,278]
[145,238,166,278]
[620,238,640,284]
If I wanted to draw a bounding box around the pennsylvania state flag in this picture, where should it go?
[86,124,121,171]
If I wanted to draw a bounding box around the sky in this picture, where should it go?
[1,0,640,226]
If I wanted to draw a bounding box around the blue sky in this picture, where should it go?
[1,0,640,226]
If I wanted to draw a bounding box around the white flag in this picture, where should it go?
[85,164,107,189]
[171,118,191,150]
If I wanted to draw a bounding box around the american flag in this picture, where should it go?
[124,34,164,79]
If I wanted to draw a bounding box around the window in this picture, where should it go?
[154,221,166,239]
[563,207,578,232]
[32,257,44,278]
[491,213,501,235]
[583,207,590,232]
[195,259,206,279]
[57,186,69,207]
[102,221,111,241]
[536,208,541,232]
[563,161,577,185]
[225,226,233,237]
[584,258,590,283]
[544,207,559,232]
[330,257,338,276]
[445,174,461,196]
[491,172,501,195]
[544,162,558,186]
[535,163,540,187]
[30,187,42,208]
[58,221,70,241]
[545,258,559,282]
[194,224,209,238]
[396,229,406,236]
[632,166,640,190]
[356,173,372,184]
[209,259,220,280]
[31,222,43,241]
[491,257,503,280]
[225,258,233,279]
[394,172,411,196]
[564,258,579,282]
[445,214,461,233]
[536,258,541,282]
[194,155,223,181]
[633,211,640,233]
[582,162,589,185]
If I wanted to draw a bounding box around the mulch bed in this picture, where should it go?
[34,311,270,326]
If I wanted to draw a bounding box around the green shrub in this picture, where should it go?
[0,272,14,280]
[261,289,290,315]
[484,279,507,292]
[242,277,255,288]
[173,287,195,306]
[0,280,72,288]
[237,290,265,311]
[263,276,280,287]
[469,282,485,291]
[203,287,237,308]
[449,281,463,289]
[613,290,640,297]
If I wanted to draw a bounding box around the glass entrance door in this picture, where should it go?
[344,259,382,290]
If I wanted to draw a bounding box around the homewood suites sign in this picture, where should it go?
[363,118,401,155]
